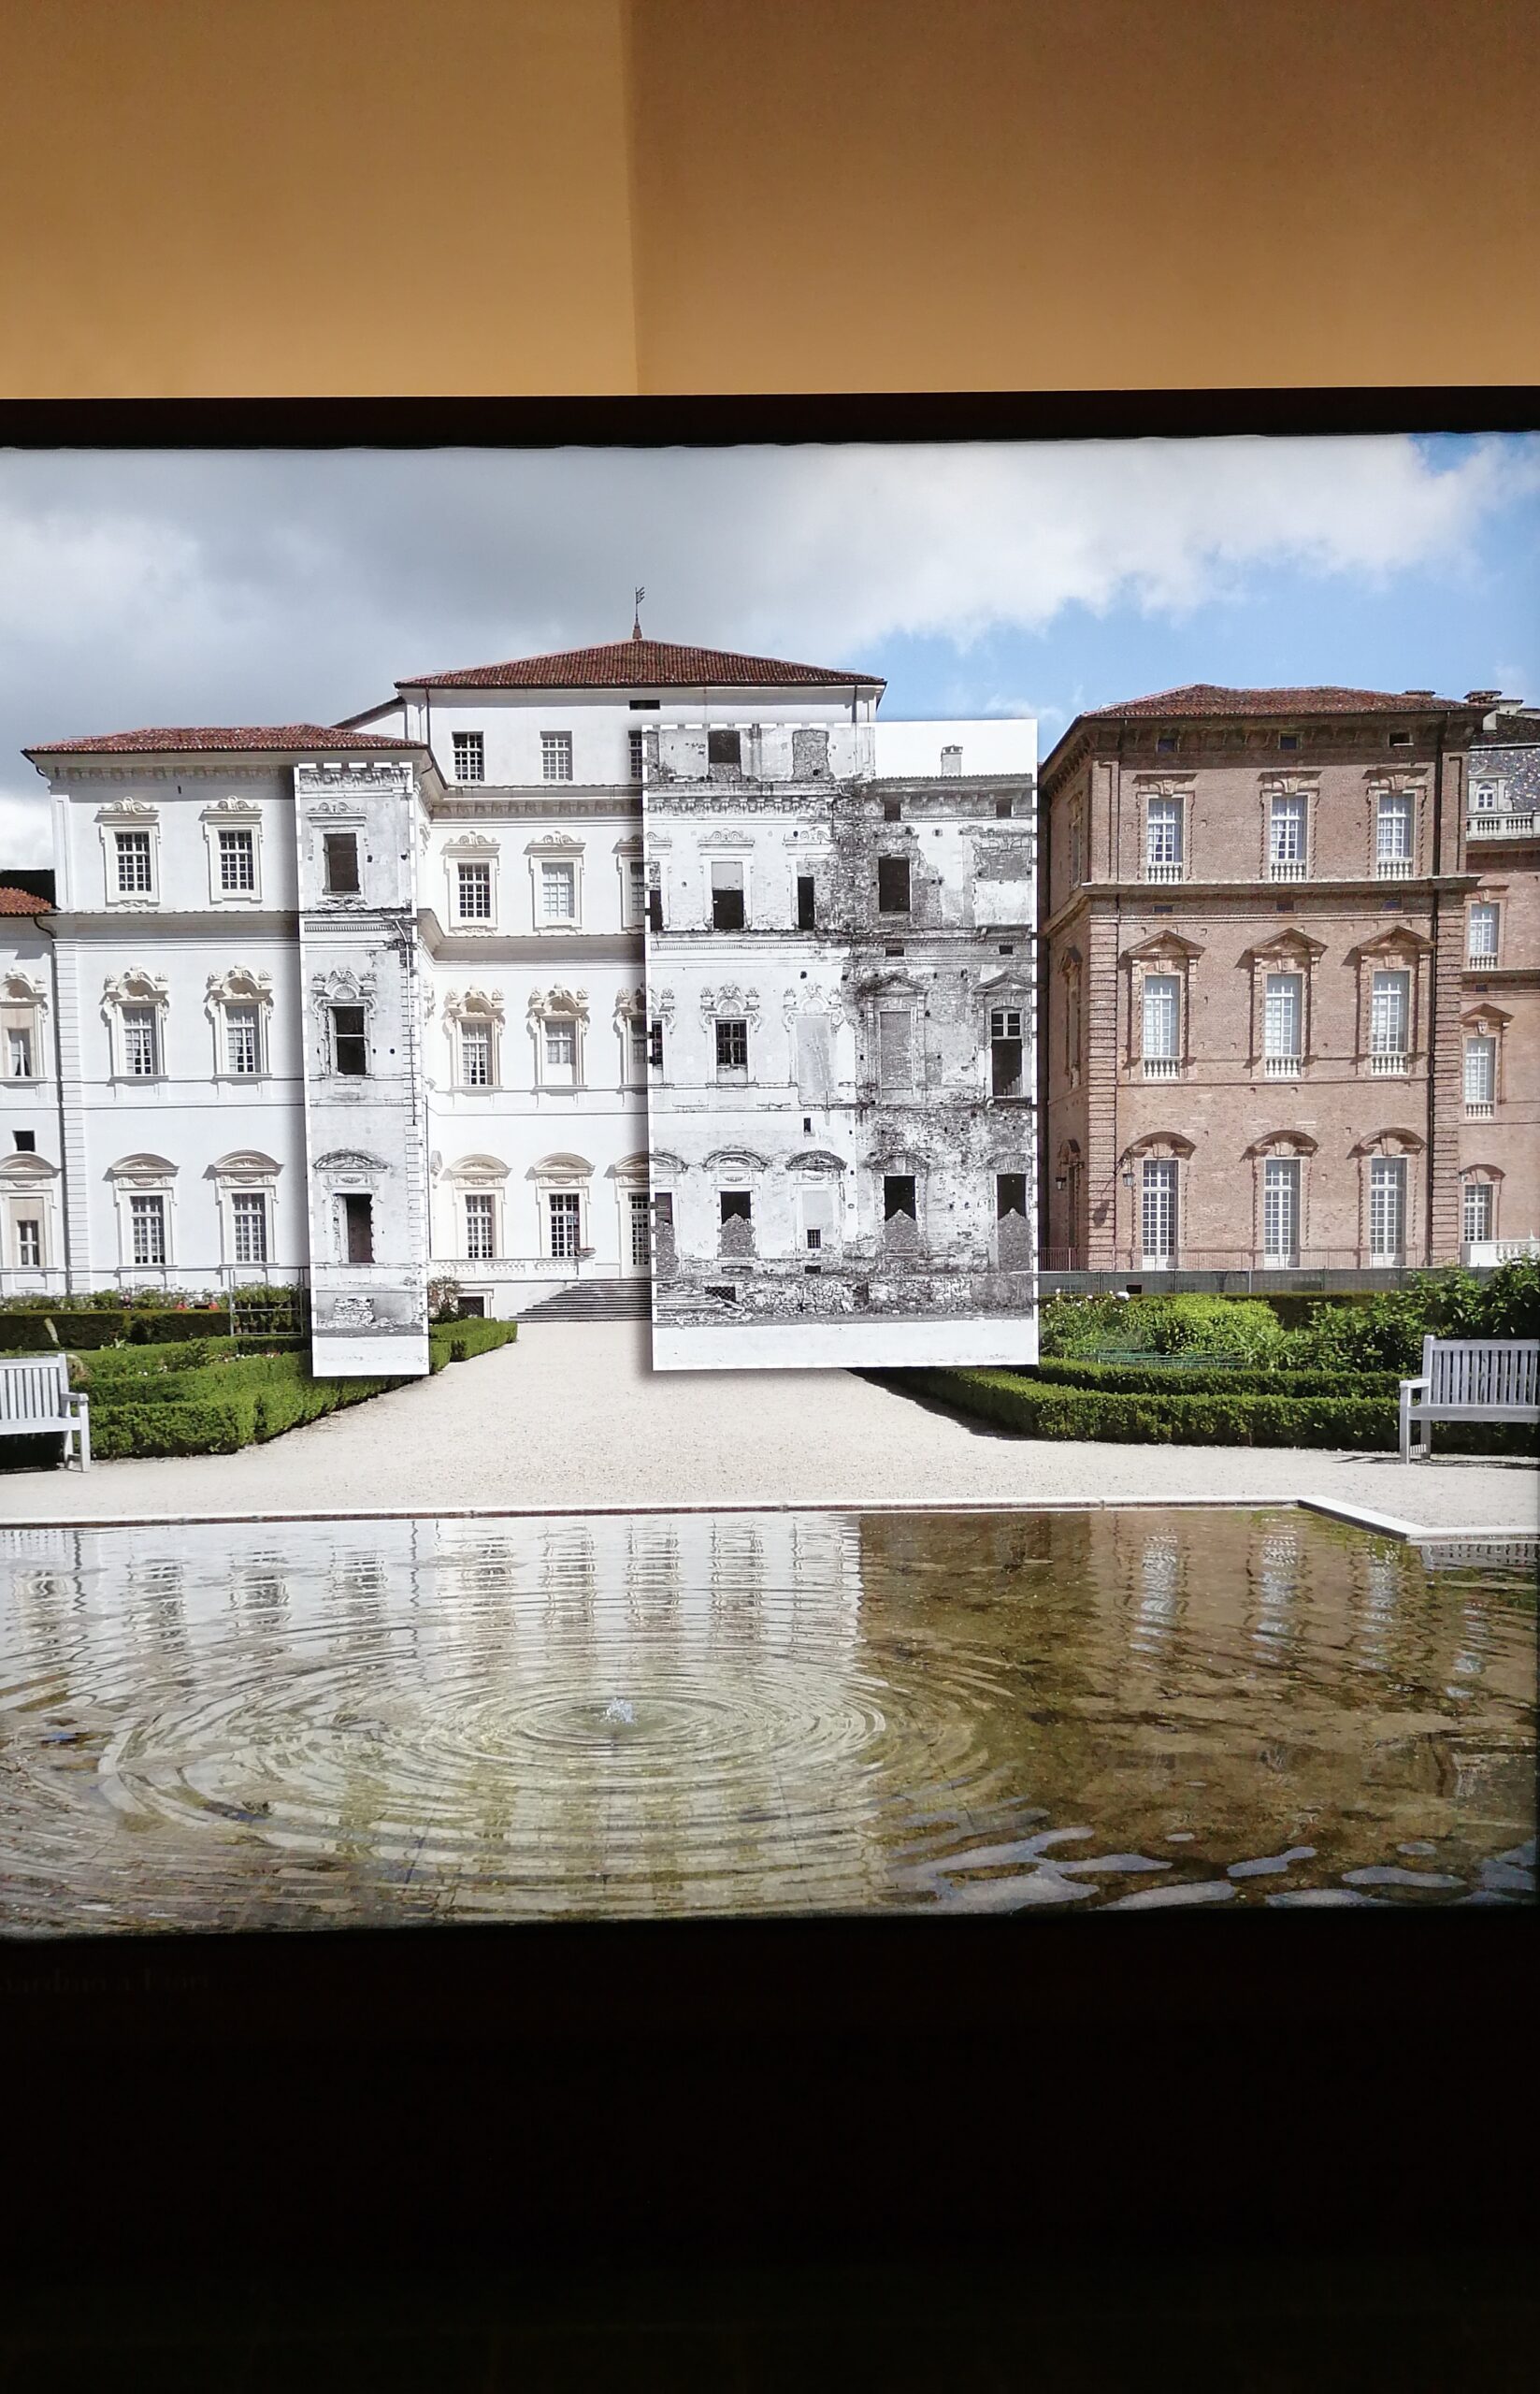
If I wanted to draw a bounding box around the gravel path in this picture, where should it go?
[2,1320,1535,1536]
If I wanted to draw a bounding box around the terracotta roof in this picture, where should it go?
[24,725,423,757]
[396,637,885,692]
[0,887,50,915]
[1083,683,1466,719]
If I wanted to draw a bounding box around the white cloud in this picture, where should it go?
[0,432,1534,842]
[0,792,52,865]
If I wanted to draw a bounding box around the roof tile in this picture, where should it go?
[1084,683,1466,718]
[0,887,50,914]
[24,725,422,757]
[397,636,884,692]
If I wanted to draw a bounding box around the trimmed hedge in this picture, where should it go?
[1,1317,520,1465]
[909,1368,1538,1456]
[1030,1358,1403,1399]
[0,1306,298,1354]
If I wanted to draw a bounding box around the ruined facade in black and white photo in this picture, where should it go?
[642,716,1039,1369]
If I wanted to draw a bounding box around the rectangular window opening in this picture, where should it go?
[232,1190,268,1265]
[797,874,816,930]
[719,1190,752,1222]
[115,829,153,894]
[540,731,574,783]
[342,1191,374,1264]
[708,728,741,768]
[324,832,360,895]
[456,860,493,920]
[129,1192,166,1267]
[218,829,256,892]
[225,1006,260,1076]
[989,1005,1024,1097]
[884,1174,917,1221]
[332,1004,367,1077]
[710,859,745,931]
[548,1190,581,1259]
[465,1192,496,1262]
[877,856,911,915]
[996,1172,1028,1219]
[715,1018,749,1078]
[452,731,485,784]
[16,1219,42,1268]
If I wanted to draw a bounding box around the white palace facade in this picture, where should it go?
[0,636,901,1377]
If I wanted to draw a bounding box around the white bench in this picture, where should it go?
[0,1354,92,1468]
[1399,1335,1540,1463]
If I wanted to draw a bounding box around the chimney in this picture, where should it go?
[1402,689,1434,699]
[940,743,963,776]
[1464,688,1501,705]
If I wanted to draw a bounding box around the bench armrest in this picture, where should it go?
[1398,1375,1430,1396]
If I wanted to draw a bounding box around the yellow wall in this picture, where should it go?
[1,0,1535,397]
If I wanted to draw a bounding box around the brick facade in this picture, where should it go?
[1039,687,1539,1277]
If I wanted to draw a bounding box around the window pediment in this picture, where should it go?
[444,985,505,1024]
[1349,926,1433,961]
[1125,930,1203,965]
[525,832,584,857]
[1461,1002,1512,1031]
[102,967,168,1011]
[701,1147,769,1175]
[530,1152,593,1184]
[698,983,761,1025]
[526,984,588,1024]
[0,1152,59,1184]
[442,1153,511,1184]
[207,1150,280,1181]
[609,1151,651,1182]
[1122,1132,1196,1161]
[313,1148,389,1176]
[786,1148,847,1175]
[1350,1127,1423,1158]
[1244,928,1326,965]
[1245,1128,1318,1159]
[106,1152,178,1183]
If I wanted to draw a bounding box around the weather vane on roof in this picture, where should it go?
[632,585,645,641]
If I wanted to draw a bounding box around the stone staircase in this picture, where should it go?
[518,1277,655,1322]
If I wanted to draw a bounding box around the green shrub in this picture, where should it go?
[1041,1291,1287,1363]
[908,1367,1536,1456]
[1030,1358,1401,1399]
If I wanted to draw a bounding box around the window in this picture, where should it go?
[540,860,576,921]
[997,1173,1028,1219]
[710,859,745,930]
[708,728,741,768]
[1375,791,1414,874]
[1368,1158,1405,1259]
[548,1190,582,1259]
[1464,1034,1496,1113]
[231,1190,267,1265]
[647,882,663,933]
[540,731,573,783]
[115,829,153,895]
[628,728,644,782]
[1369,970,1410,1065]
[217,828,256,893]
[466,1192,495,1261]
[990,1005,1024,1097]
[719,1190,752,1223]
[884,1174,916,1221]
[1141,1160,1177,1264]
[1468,901,1499,961]
[122,1006,159,1077]
[461,1023,492,1087]
[797,874,816,930]
[324,832,360,894]
[877,857,911,914]
[1263,973,1303,1073]
[225,1005,260,1076]
[544,1020,576,1072]
[1156,733,1178,754]
[1471,780,1500,813]
[1145,796,1183,876]
[13,1131,36,1153]
[456,860,493,921]
[16,1218,41,1268]
[715,1018,749,1079]
[883,798,902,823]
[453,731,485,784]
[130,1192,166,1266]
[1269,794,1306,877]
[1262,1159,1300,1264]
[626,859,646,926]
[628,1190,652,1268]
[331,1004,367,1076]
[1463,1180,1494,1245]
[995,795,1014,819]
[879,1008,914,1090]
[629,1020,649,1080]
[457,1295,487,1320]
[1069,811,1083,887]
[1278,732,1300,752]
[1142,975,1180,1072]
[648,1020,664,1071]
[7,1027,33,1079]
[1388,729,1413,748]
[342,1192,373,1263]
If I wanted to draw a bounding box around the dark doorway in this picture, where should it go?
[342,1193,374,1263]
[884,1174,917,1220]
[719,1190,752,1223]
[708,728,741,768]
[324,832,360,894]
[797,874,816,930]
[877,857,910,915]
[996,1173,1028,1219]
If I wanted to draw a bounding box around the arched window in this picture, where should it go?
[207,1150,281,1277]
[1350,1129,1423,1266]
[106,1153,179,1280]
[1245,1131,1317,1268]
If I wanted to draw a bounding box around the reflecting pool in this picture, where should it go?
[0,1509,1533,1932]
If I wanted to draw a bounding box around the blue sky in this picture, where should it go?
[1,430,1534,857]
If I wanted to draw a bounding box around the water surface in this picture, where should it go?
[0,1509,1533,1931]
